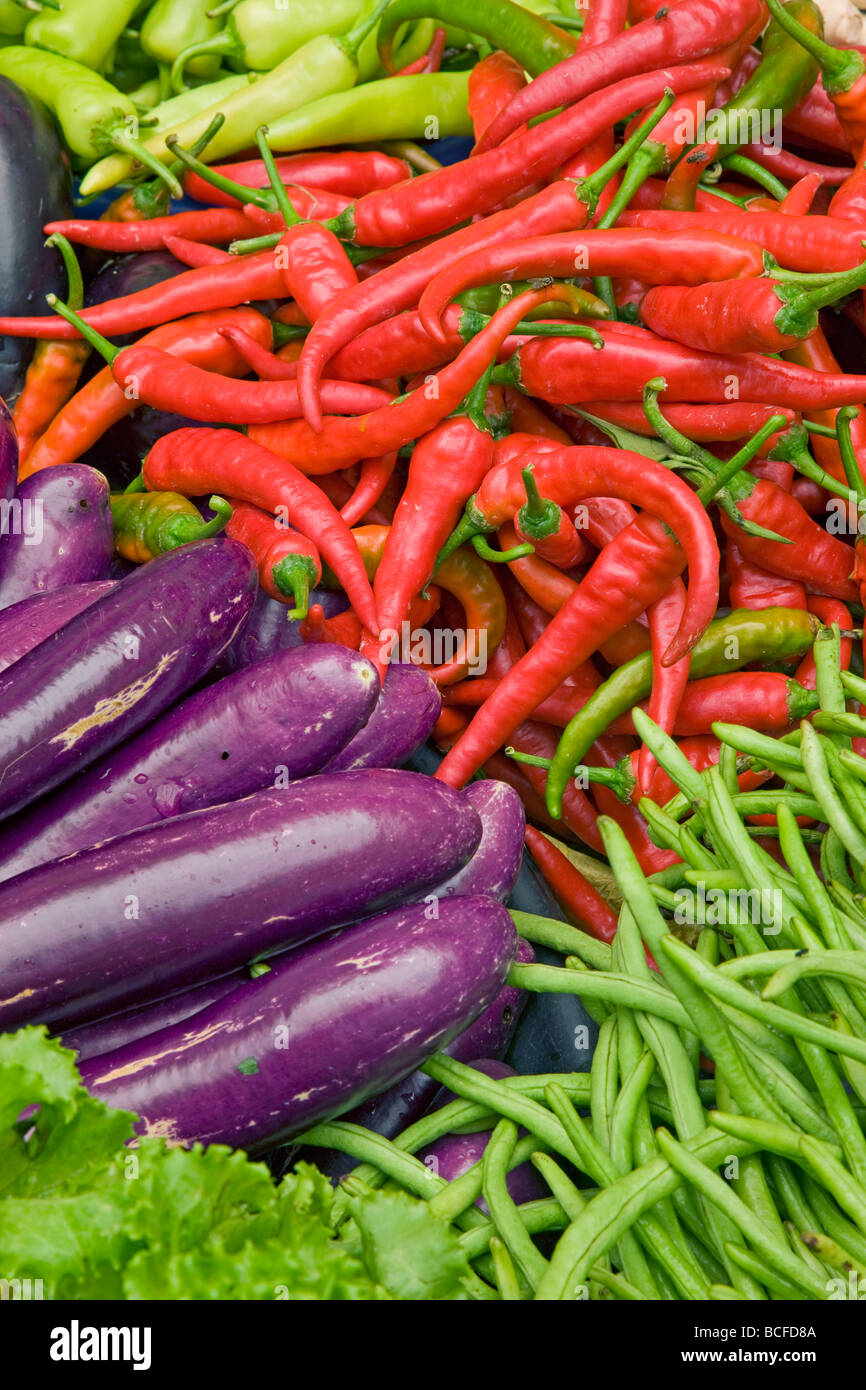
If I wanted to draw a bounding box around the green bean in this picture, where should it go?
[766,1155,822,1234]
[724,1243,810,1299]
[841,668,866,704]
[801,1176,866,1266]
[599,816,789,1123]
[608,1049,656,1174]
[590,1015,619,1152]
[821,829,856,893]
[510,909,612,970]
[508,961,691,1027]
[800,1230,866,1278]
[588,1266,649,1300]
[713,720,804,770]
[563,955,612,1027]
[764,950,866,1000]
[660,933,866,1066]
[734,1034,838,1144]
[708,1283,750,1300]
[653,1129,827,1298]
[800,1135,866,1238]
[777,805,847,952]
[832,1012,866,1108]
[632,707,707,803]
[534,1127,755,1300]
[801,722,866,863]
[638,797,697,859]
[814,711,866,741]
[684,868,742,891]
[483,1120,549,1290]
[458,1198,569,1261]
[489,1236,523,1300]
[824,740,866,842]
[719,740,740,798]
[839,747,866,785]
[531,1153,586,1220]
[300,1122,445,1199]
[813,624,847,734]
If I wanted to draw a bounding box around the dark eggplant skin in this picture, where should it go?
[0,644,379,882]
[0,78,72,403]
[0,465,113,610]
[419,1125,548,1210]
[59,971,248,1064]
[0,579,116,675]
[80,895,518,1154]
[0,538,256,821]
[288,937,534,1181]
[0,768,483,1031]
[324,663,442,772]
[214,586,348,675]
[0,396,16,501]
[432,781,525,903]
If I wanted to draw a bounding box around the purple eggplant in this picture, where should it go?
[0,643,379,882]
[0,538,256,820]
[324,663,441,772]
[0,396,16,501]
[290,937,534,1180]
[214,586,348,675]
[58,971,249,1063]
[0,465,113,610]
[0,579,116,675]
[431,781,525,902]
[80,895,517,1153]
[0,768,482,1031]
[0,78,73,404]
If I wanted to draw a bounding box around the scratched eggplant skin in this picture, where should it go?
[0,538,256,821]
[0,580,117,675]
[0,465,113,610]
[0,769,483,1031]
[0,643,379,883]
[79,895,517,1153]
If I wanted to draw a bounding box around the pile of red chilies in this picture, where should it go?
[9,0,866,949]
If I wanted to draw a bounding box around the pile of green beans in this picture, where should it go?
[296,624,866,1300]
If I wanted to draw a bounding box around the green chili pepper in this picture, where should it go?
[141,0,225,82]
[80,0,390,195]
[699,0,822,160]
[110,492,232,563]
[25,0,141,71]
[263,70,472,154]
[546,606,820,816]
[170,0,375,90]
[0,2,29,38]
[377,0,577,75]
[0,46,183,191]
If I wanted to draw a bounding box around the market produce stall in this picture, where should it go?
[5,0,866,1325]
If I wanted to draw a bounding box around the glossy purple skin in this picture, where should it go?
[0,397,16,501]
[309,937,535,1170]
[433,781,525,903]
[0,465,113,610]
[0,580,116,675]
[58,971,245,1064]
[0,538,256,822]
[420,1130,548,1210]
[214,586,347,674]
[0,643,379,883]
[0,769,482,1031]
[80,895,517,1153]
[324,663,441,772]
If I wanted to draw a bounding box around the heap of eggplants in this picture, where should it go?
[0,509,524,1152]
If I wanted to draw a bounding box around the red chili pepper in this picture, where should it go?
[300,603,363,650]
[19,307,274,479]
[828,138,866,221]
[364,414,496,675]
[610,672,819,736]
[737,140,852,186]
[0,251,288,341]
[181,150,411,208]
[476,0,764,152]
[559,0,630,214]
[340,453,400,529]
[163,235,232,267]
[639,580,690,795]
[392,24,445,75]
[639,257,866,355]
[468,50,527,148]
[783,329,866,487]
[620,206,866,272]
[276,223,358,326]
[143,428,380,635]
[42,209,261,253]
[587,400,799,441]
[524,825,619,944]
[417,227,764,342]
[329,62,730,250]
[500,321,866,410]
[513,463,586,569]
[659,140,719,211]
[255,285,577,471]
[225,499,322,618]
[727,540,808,612]
[777,172,824,215]
[12,339,89,466]
[432,706,469,750]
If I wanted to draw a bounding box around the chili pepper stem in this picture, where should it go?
[166,133,273,211]
[764,0,865,95]
[721,153,789,202]
[775,257,866,339]
[44,234,83,313]
[44,296,118,363]
[836,406,866,499]
[254,125,306,229]
[470,535,534,562]
[577,87,676,221]
[111,130,184,200]
[517,464,561,540]
[201,496,233,536]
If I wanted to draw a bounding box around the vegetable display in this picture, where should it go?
[7,0,866,1313]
